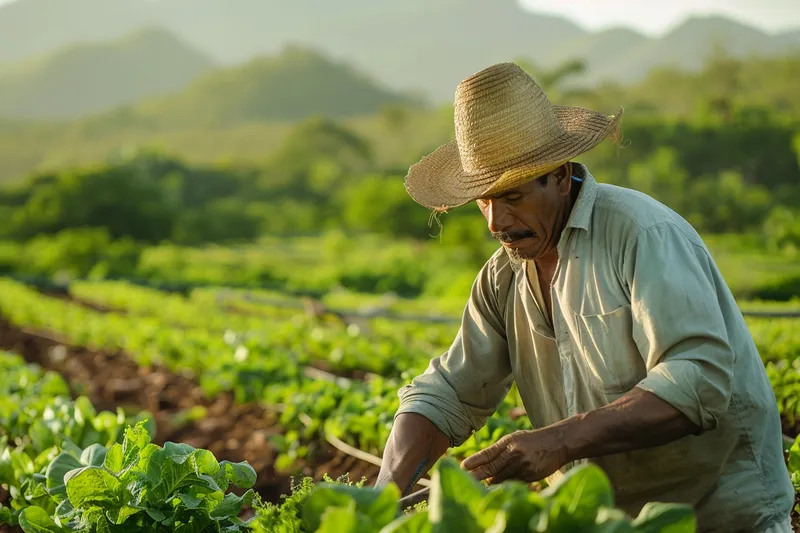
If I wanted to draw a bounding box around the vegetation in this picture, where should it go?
[0,15,798,531]
[252,458,697,533]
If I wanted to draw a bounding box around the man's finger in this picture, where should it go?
[460,438,511,470]
[485,460,518,485]
[464,444,515,481]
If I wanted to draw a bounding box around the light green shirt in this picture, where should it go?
[395,164,794,532]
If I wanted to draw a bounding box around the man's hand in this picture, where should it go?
[461,388,699,486]
[460,426,569,484]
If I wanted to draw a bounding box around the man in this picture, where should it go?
[375,62,794,533]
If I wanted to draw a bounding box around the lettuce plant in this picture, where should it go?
[17,421,258,532]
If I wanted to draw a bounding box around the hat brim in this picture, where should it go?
[404,105,623,211]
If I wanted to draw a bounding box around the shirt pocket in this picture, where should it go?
[574,304,646,395]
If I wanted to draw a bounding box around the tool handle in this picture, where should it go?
[397,487,430,510]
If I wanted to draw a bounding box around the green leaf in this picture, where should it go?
[144,507,166,522]
[18,506,66,533]
[427,458,485,533]
[80,444,108,467]
[123,422,152,455]
[316,501,360,533]
[379,510,432,533]
[53,499,75,527]
[162,442,198,464]
[190,449,220,477]
[788,437,800,474]
[0,505,16,527]
[591,508,638,533]
[176,492,204,510]
[301,487,352,532]
[104,444,124,473]
[0,449,14,486]
[301,482,401,532]
[479,483,544,533]
[105,504,142,525]
[64,466,120,510]
[145,447,220,503]
[218,460,257,489]
[44,452,82,503]
[197,473,224,493]
[364,483,401,530]
[539,464,614,532]
[73,397,97,427]
[631,502,696,533]
[28,420,56,452]
[209,489,255,521]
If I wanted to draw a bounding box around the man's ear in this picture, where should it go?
[553,162,573,196]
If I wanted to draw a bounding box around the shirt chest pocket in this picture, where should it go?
[573,305,646,395]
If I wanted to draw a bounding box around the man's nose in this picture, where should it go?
[485,200,514,234]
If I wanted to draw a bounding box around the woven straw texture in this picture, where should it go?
[405,62,623,211]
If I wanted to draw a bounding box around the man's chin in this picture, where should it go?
[503,246,538,264]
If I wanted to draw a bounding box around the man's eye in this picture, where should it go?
[506,194,523,202]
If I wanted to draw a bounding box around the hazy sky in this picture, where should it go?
[0,0,797,36]
[520,0,799,35]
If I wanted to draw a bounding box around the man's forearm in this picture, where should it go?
[560,387,700,463]
[375,413,450,495]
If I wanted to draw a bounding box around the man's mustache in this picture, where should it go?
[492,230,537,243]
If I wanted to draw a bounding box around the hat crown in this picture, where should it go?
[453,62,563,176]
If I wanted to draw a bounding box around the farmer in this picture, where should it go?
[375,62,794,533]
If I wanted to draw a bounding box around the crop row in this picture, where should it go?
[66,280,454,377]
[64,279,800,433]
[0,278,530,466]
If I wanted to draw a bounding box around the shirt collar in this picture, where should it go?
[564,163,598,233]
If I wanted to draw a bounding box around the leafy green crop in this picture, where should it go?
[18,421,258,533]
[787,436,800,520]
[250,458,697,533]
[0,352,155,528]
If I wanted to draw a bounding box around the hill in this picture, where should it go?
[1,0,798,102]
[0,0,153,67]
[132,46,416,127]
[0,27,214,120]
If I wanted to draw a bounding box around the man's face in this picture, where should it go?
[476,163,576,263]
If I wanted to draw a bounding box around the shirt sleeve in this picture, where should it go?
[394,256,514,446]
[624,222,735,433]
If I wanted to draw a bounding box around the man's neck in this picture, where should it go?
[534,251,562,274]
[533,180,581,271]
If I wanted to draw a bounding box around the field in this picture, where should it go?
[0,268,799,532]
[0,20,799,532]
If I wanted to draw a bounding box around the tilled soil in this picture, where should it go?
[0,319,384,506]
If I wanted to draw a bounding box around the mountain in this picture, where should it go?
[0,0,797,105]
[133,46,414,126]
[0,0,154,67]
[595,16,796,84]
[309,0,587,101]
[0,27,214,120]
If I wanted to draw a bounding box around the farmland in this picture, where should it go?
[0,11,799,530]
[0,271,798,532]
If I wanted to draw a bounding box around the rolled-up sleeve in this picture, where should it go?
[395,257,513,446]
[624,222,734,433]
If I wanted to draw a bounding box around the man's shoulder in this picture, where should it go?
[593,183,703,245]
[475,247,518,310]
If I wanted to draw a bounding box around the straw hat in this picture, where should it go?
[405,62,624,211]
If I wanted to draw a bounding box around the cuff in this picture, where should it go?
[636,361,719,433]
